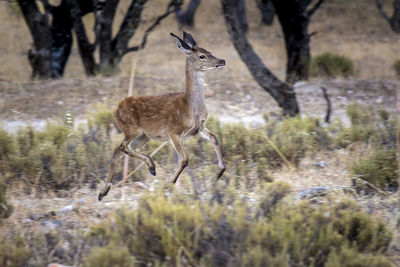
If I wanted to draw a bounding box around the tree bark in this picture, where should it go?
[256,0,275,25]
[67,0,97,76]
[237,0,248,33]
[271,0,324,85]
[99,0,120,75]
[50,1,73,78]
[112,0,147,65]
[376,0,400,34]
[17,0,53,79]
[175,0,201,27]
[221,0,299,116]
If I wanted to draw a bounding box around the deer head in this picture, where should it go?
[170,31,226,72]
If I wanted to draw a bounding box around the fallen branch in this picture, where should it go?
[320,86,331,123]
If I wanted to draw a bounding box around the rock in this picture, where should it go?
[297,186,328,199]
[59,205,74,213]
[315,161,328,167]
[41,220,64,228]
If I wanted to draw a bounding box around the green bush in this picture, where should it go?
[83,244,135,267]
[0,176,13,219]
[310,53,355,78]
[85,184,392,267]
[393,59,400,76]
[351,149,398,192]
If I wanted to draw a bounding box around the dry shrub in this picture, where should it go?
[84,184,392,267]
[0,236,30,267]
[310,53,355,78]
[0,176,13,219]
[338,103,398,193]
[83,244,135,267]
[1,115,114,192]
[351,149,398,192]
[393,60,400,76]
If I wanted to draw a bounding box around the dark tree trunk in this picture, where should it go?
[271,0,324,85]
[50,1,73,78]
[17,0,53,79]
[111,0,147,65]
[19,0,171,78]
[237,0,248,32]
[67,0,97,76]
[256,0,275,25]
[221,0,299,116]
[99,0,120,75]
[175,0,201,27]
[376,0,400,34]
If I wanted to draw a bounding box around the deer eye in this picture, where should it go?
[199,55,205,59]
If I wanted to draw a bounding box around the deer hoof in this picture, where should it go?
[98,193,103,201]
[149,168,156,176]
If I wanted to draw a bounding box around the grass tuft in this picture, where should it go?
[310,53,355,78]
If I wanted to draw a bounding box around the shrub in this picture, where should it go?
[0,128,15,160]
[393,59,400,76]
[335,104,396,149]
[351,149,398,192]
[83,244,135,267]
[0,237,30,267]
[0,176,13,219]
[1,120,113,191]
[310,53,355,78]
[91,104,114,137]
[85,184,392,267]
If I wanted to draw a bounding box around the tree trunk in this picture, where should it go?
[376,0,400,34]
[256,0,275,25]
[17,0,53,79]
[112,0,147,65]
[99,0,120,75]
[221,0,299,116]
[67,0,97,76]
[50,1,73,78]
[271,0,310,85]
[237,0,248,32]
[175,0,201,27]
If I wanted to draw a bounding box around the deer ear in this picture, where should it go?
[183,31,197,48]
[170,32,192,54]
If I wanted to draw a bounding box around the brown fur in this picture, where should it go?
[98,31,226,201]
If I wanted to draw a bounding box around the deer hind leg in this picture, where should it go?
[120,134,156,176]
[169,133,188,184]
[200,127,226,179]
[98,134,151,201]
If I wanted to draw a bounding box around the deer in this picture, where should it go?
[98,31,226,201]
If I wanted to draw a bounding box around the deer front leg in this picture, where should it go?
[200,127,226,179]
[169,133,188,184]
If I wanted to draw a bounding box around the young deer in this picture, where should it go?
[98,31,226,201]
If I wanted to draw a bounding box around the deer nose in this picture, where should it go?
[216,59,225,68]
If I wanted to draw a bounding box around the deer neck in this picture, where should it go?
[185,59,205,116]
